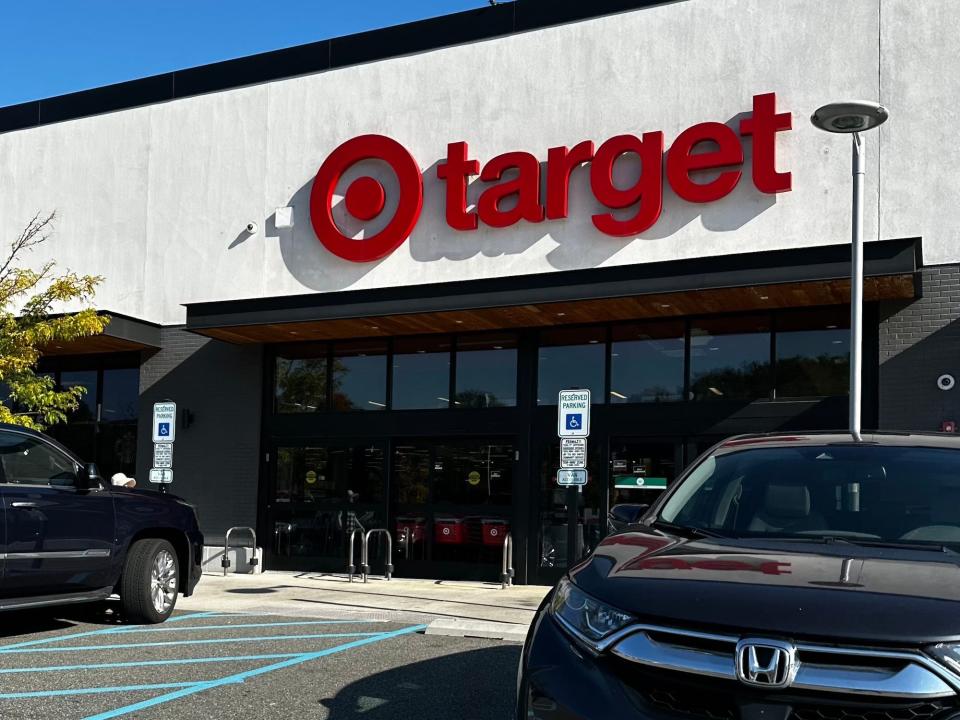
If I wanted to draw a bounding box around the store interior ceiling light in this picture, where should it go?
[810,100,888,133]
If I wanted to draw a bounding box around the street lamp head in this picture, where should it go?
[810,100,888,133]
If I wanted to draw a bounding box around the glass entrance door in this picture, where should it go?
[267,442,387,571]
[608,440,678,531]
[536,441,604,578]
[391,438,515,580]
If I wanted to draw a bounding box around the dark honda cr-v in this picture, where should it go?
[519,432,960,719]
[0,423,203,623]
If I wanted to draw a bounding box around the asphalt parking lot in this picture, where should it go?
[0,605,521,720]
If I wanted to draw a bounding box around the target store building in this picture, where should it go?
[1,0,958,584]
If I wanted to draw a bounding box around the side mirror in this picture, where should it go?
[81,463,104,489]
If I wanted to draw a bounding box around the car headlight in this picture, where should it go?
[549,577,635,651]
[927,643,960,677]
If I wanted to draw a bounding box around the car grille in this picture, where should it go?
[614,665,957,720]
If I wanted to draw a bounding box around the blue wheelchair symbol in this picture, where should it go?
[158,422,171,437]
[565,414,582,430]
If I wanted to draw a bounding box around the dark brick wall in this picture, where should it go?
[879,265,960,431]
[137,328,262,544]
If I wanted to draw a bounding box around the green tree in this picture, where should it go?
[0,212,108,429]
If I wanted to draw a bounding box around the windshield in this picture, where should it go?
[658,444,960,548]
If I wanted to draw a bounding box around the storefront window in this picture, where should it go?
[537,327,605,405]
[455,333,518,408]
[332,340,387,411]
[392,337,451,410]
[776,309,850,398]
[275,345,328,413]
[60,370,98,421]
[690,315,771,400]
[610,322,685,403]
[101,368,139,422]
[271,444,386,561]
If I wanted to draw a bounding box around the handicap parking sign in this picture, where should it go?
[557,390,590,437]
[152,402,177,443]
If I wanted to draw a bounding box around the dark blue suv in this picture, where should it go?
[0,423,203,623]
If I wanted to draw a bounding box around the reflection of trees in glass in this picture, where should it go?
[329,359,357,410]
[453,389,504,408]
[691,360,771,400]
[276,358,326,412]
[776,354,849,398]
[622,385,678,403]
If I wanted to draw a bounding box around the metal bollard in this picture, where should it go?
[223,527,258,577]
[501,532,514,589]
[362,528,393,582]
[346,529,364,583]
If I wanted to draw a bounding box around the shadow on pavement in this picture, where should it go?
[319,645,520,720]
[0,601,123,639]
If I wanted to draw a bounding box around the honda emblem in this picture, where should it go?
[735,639,797,688]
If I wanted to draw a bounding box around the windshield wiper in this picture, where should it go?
[842,539,959,555]
[758,535,959,555]
[650,519,729,539]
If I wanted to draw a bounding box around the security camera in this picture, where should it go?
[937,374,956,391]
[245,222,258,234]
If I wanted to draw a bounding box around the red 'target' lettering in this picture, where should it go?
[740,92,792,193]
[590,132,665,236]
[545,141,595,220]
[477,151,544,228]
[315,94,793,261]
[436,141,480,231]
[667,121,744,203]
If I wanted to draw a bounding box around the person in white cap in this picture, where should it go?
[111,472,136,488]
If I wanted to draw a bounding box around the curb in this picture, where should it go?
[423,618,529,643]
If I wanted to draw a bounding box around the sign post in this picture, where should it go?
[557,389,590,564]
[151,401,177,494]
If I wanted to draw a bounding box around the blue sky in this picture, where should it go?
[1,0,487,106]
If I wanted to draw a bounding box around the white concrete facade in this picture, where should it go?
[0,0,954,325]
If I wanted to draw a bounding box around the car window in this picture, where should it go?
[659,444,960,548]
[0,433,79,487]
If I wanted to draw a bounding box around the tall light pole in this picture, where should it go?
[810,101,888,442]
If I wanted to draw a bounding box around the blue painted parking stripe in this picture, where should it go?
[0,611,221,651]
[0,631,384,654]
[0,653,303,674]
[82,624,428,720]
[0,682,203,700]
[111,620,382,634]
[163,611,224,623]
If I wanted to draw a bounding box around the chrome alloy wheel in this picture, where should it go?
[151,549,177,614]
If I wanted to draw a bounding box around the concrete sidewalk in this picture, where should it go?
[178,572,552,640]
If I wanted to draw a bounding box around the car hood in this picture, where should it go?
[570,527,960,645]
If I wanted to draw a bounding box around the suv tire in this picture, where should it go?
[119,538,180,624]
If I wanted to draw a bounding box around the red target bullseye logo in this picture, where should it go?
[309,134,423,262]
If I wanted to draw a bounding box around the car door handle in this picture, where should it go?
[10,502,38,509]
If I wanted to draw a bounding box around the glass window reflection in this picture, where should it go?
[392,337,451,410]
[776,309,850,398]
[537,327,605,405]
[690,316,771,400]
[60,370,98,421]
[610,322,684,403]
[102,368,139,422]
[275,345,328,413]
[455,333,517,408]
[332,340,387,411]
